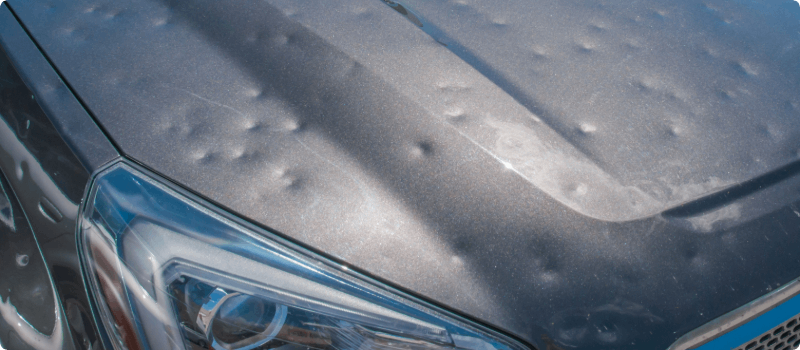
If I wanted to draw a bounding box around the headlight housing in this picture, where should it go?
[78,161,528,350]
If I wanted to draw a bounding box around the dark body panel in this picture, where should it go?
[5,0,800,349]
[0,145,59,350]
[0,5,119,349]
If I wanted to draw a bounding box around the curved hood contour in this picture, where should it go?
[7,0,800,349]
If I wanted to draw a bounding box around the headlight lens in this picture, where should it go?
[78,162,527,350]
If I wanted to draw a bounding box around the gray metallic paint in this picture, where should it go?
[0,5,118,349]
[0,150,58,350]
[2,0,800,349]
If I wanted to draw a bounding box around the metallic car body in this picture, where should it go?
[1,0,800,349]
[0,5,117,349]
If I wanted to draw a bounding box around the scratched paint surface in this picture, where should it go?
[7,0,800,349]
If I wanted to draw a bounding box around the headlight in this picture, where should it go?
[78,161,528,350]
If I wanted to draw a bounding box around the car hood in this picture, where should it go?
[9,0,800,349]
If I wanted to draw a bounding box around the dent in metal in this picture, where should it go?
[0,5,118,349]
[0,167,65,349]
[0,4,117,173]
[6,0,800,349]
[0,117,79,225]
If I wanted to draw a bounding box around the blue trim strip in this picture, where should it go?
[697,293,800,350]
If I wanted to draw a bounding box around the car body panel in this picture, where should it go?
[0,150,59,350]
[3,1,800,349]
[0,5,118,349]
